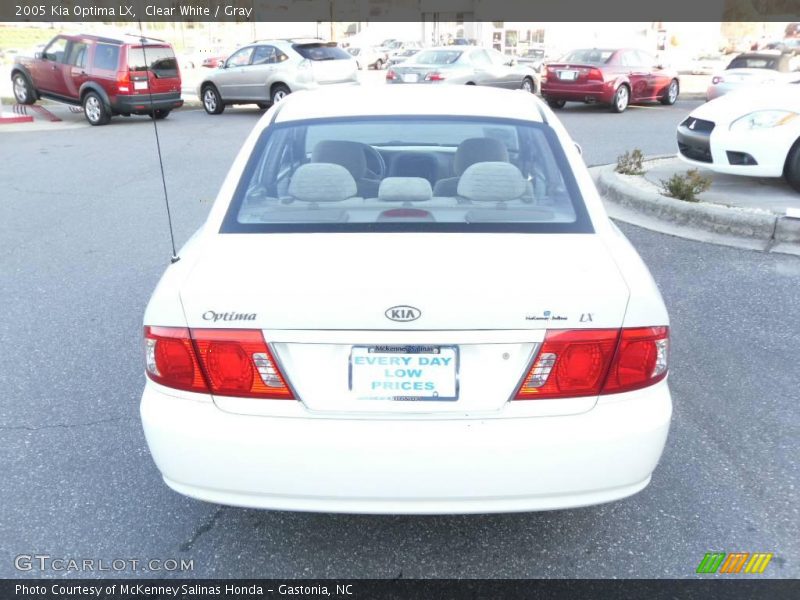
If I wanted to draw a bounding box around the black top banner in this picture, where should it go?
[3,579,800,600]
[1,0,799,22]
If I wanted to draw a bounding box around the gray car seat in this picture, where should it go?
[311,140,381,198]
[432,137,510,197]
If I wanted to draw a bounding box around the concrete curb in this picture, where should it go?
[593,160,800,257]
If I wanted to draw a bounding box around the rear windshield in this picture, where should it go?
[561,49,614,64]
[727,56,779,70]
[412,50,462,64]
[292,43,351,61]
[127,46,178,77]
[221,116,593,234]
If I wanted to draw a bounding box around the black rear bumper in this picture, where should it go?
[111,92,183,115]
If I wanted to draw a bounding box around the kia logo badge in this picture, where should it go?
[385,305,421,322]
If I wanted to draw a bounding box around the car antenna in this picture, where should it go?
[138,19,180,264]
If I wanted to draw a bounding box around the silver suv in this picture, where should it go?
[198,38,358,114]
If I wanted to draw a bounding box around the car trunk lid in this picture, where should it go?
[125,44,181,95]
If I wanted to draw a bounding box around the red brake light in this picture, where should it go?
[425,71,446,81]
[514,327,669,400]
[588,68,604,81]
[144,326,206,392]
[116,70,131,93]
[602,327,669,394]
[143,327,294,399]
[386,69,397,80]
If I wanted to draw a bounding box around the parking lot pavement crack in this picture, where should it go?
[0,416,133,431]
[180,506,224,552]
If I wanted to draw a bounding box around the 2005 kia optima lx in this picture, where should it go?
[140,86,672,514]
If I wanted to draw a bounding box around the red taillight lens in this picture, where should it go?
[515,329,619,400]
[116,70,131,93]
[425,71,446,81]
[191,329,294,399]
[514,327,669,400]
[712,76,723,85]
[386,69,397,80]
[144,326,207,393]
[602,327,669,394]
[588,68,604,81]
[143,327,294,399]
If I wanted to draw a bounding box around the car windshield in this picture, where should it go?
[127,46,178,77]
[221,117,592,234]
[727,56,779,70]
[562,49,614,64]
[411,50,462,65]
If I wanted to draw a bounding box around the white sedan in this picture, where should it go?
[140,86,672,514]
[677,84,800,191]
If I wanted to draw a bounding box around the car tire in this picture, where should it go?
[152,109,171,120]
[661,79,679,105]
[83,91,110,126]
[547,99,566,109]
[12,72,36,105]
[611,84,630,113]
[257,103,269,110]
[784,140,800,193]
[521,77,535,93]
[270,83,291,104]
[202,84,225,115]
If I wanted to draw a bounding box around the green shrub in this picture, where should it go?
[615,149,645,175]
[660,169,712,202]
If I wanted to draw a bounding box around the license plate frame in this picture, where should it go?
[402,73,419,83]
[133,80,149,90]
[349,345,459,401]
[558,70,578,81]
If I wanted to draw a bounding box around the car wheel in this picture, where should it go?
[661,79,679,105]
[152,109,171,120]
[83,92,110,126]
[271,84,290,104]
[202,85,225,115]
[547,99,566,109]
[611,85,630,113]
[521,77,535,93]
[784,140,800,193]
[12,73,36,105]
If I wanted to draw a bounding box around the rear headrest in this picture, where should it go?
[288,163,357,202]
[311,140,368,180]
[454,137,509,176]
[457,162,527,202]
[378,177,433,202]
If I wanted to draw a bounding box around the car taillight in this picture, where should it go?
[587,68,604,81]
[712,76,723,85]
[143,327,294,399]
[144,326,207,393]
[116,70,131,93]
[514,327,669,400]
[386,69,397,80]
[425,72,446,81]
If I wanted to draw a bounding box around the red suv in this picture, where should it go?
[11,33,183,125]
[541,48,680,113]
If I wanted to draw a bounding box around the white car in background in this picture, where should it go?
[141,86,672,514]
[677,83,800,191]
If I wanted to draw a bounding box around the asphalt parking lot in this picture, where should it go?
[1,98,798,578]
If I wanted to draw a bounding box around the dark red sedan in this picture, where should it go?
[541,48,680,113]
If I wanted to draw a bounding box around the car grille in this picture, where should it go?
[680,117,715,134]
[678,142,713,163]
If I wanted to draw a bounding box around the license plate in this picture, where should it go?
[558,70,578,81]
[402,73,419,83]
[349,345,458,401]
[133,80,149,90]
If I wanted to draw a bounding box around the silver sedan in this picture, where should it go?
[386,47,539,93]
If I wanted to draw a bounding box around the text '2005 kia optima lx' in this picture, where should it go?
[140,86,671,514]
